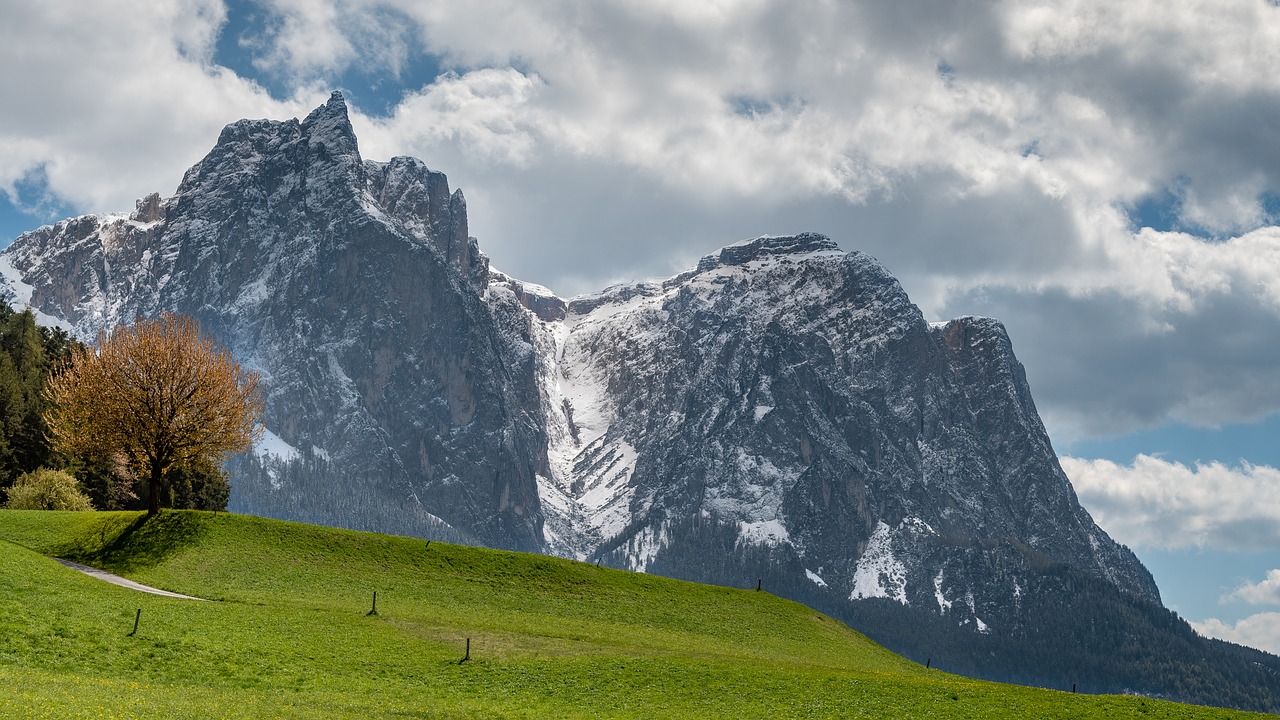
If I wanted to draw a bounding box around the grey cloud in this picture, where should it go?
[6,0,1280,447]
[943,285,1280,439]
[452,158,1082,300]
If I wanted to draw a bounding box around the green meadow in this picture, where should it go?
[0,510,1268,719]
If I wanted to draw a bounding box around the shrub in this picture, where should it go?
[4,468,94,511]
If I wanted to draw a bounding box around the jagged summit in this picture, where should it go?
[301,90,361,161]
[697,231,842,271]
[307,89,354,125]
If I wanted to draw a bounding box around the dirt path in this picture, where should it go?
[53,558,206,600]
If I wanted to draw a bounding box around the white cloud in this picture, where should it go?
[0,0,321,214]
[1062,455,1280,551]
[250,0,358,80]
[1225,570,1280,606]
[1192,613,1280,655]
[356,69,546,167]
[5,0,1280,443]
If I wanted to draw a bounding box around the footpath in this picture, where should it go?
[53,558,205,600]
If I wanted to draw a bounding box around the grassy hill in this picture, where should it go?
[0,510,1269,719]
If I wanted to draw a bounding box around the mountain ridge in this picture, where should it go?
[6,92,1279,710]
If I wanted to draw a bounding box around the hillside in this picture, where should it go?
[0,510,1269,719]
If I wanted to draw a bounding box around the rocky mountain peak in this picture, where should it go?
[131,192,164,224]
[301,90,361,163]
[697,231,842,271]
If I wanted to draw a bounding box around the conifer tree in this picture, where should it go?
[0,305,74,490]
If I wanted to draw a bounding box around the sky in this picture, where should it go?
[2,0,1279,653]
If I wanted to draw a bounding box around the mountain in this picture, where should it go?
[489,232,1158,612]
[0,93,545,549]
[3,93,1278,710]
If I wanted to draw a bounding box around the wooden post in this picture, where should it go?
[595,559,600,567]
[926,658,931,669]
[425,540,431,550]
[367,591,379,616]
[459,637,471,664]
[756,579,762,592]
[127,609,141,637]
[1072,683,1077,693]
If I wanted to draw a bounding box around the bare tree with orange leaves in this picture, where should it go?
[44,313,264,515]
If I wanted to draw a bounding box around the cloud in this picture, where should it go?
[1061,455,1280,551]
[943,264,1280,441]
[4,0,1280,444]
[0,0,323,215]
[1192,613,1280,655]
[357,69,546,166]
[1225,570,1280,606]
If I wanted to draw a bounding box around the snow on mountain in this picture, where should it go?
[487,231,1159,629]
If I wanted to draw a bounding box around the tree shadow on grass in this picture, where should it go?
[59,511,208,574]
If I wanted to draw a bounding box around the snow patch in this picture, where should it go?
[0,255,73,330]
[255,427,300,462]
[934,571,952,612]
[805,568,828,588]
[620,523,670,573]
[738,519,790,546]
[963,590,991,633]
[850,520,909,604]
[234,278,271,311]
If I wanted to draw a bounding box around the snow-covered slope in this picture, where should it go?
[488,232,1159,633]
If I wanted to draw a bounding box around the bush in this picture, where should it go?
[4,468,94,511]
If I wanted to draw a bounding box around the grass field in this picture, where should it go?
[0,509,1269,719]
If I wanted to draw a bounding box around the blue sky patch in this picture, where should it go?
[1261,190,1280,224]
[1138,547,1278,624]
[1062,412,1280,469]
[0,167,75,249]
[1126,182,1280,239]
[213,0,448,118]
[1122,180,1211,237]
[935,60,956,88]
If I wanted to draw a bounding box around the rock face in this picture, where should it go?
[488,231,1159,633]
[0,93,545,550]
[1,93,1155,654]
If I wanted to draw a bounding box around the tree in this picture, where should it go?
[0,304,77,491]
[167,456,231,512]
[44,313,264,515]
[4,468,93,510]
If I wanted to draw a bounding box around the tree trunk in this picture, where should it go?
[147,461,163,516]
